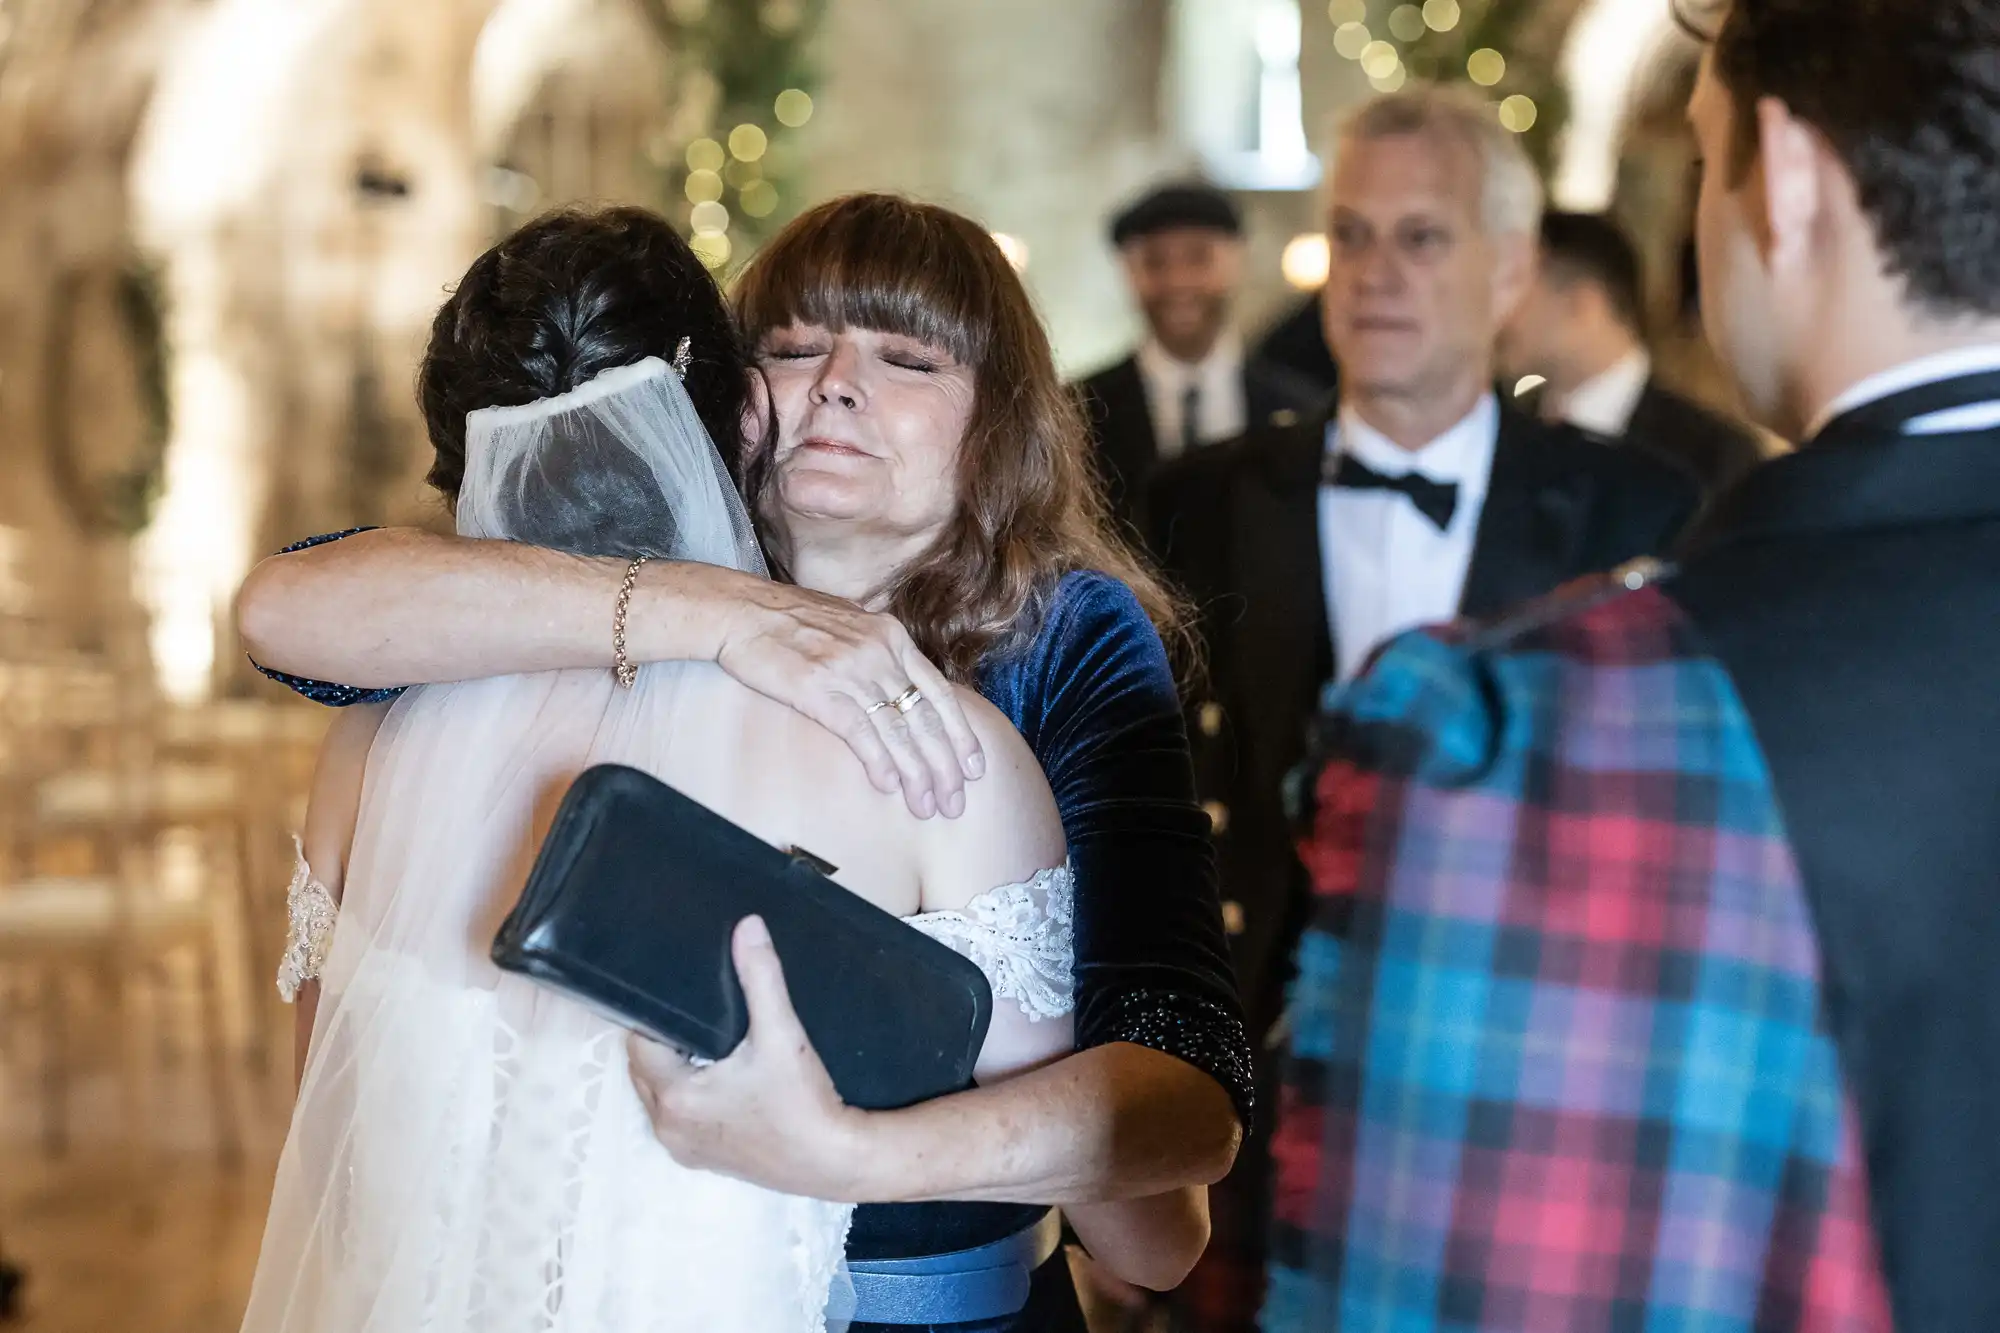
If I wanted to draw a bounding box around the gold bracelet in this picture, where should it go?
[612,556,649,689]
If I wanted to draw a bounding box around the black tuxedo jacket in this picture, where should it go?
[1074,353,1325,532]
[1625,377,1766,493]
[1252,291,1341,395]
[1520,375,1766,497]
[1669,371,2000,1333]
[1147,401,1700,1028]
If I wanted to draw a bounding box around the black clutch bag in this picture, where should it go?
[491,763,993,1111]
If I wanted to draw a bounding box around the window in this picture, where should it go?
[1172,0,1319,190]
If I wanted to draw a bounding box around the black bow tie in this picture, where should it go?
[1324,453,1460,530]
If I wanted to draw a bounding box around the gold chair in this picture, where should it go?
[0,657,246,1163]
[0,868,239,1162]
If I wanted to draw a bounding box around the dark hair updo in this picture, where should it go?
[418,205,757,505]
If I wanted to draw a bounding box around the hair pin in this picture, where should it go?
[671,336,693,379]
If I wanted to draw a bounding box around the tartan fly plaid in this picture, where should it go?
[1265,580,1892,1333]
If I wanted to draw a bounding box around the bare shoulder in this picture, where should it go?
[917,687,1064,912]
[656,672,1063,914]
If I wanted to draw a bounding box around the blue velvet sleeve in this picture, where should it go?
[979,572,1253,1126]
[248,528,407,707]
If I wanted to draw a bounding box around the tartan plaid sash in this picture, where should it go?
[1265,580,1892,1333]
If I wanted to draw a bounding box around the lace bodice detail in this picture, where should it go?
[905,862,1075,1022]
[276,839,338,1003]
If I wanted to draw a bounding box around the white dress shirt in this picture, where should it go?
[1320,394,1500,682]
[1808,343,2000,437]
[1558,348,1652,437]
[1136,335,1248,460]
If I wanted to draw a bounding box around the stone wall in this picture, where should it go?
[801,0,1182,375]
[0,0,192,663]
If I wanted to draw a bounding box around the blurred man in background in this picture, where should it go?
[1075,183,1321,529]
[1147,83,1696,1333]
[1500,209,1765,492]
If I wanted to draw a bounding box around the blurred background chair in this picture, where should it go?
[0,646,326,1166]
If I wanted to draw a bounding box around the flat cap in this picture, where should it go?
[1110,182,1242,247]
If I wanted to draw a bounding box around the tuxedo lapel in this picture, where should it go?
[1238,416,1335,693]
[1459,409,1591,618]
[1097,357,1159,475]
[1081,357,1162,524]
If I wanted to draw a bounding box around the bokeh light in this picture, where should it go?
[685,137,725,172]
[1467,47,1506,86]
[740,180,780,218]
[990,232,1029,271]
[774,88,814,127]
[1371,65,1408,93]
[1387,5,1427,42]
[1327,0,1367,23]
[1422,0,1461,31]
[1499,94,1538,132]
[691,232,732,269]
[683,168,723,203]
[690,200,730,235]
[727,123,768,162]
[760,0,804,36]
[1281,233,1330,290]
[1360,40,1401,79]
[1334,21,1371,59]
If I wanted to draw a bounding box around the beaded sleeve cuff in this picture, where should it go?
[248,528,408,707]
[1086,987,1255,1129]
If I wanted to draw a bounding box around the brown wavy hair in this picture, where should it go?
[732,193,1190,679]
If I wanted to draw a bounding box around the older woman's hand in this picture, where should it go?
[627,916,869,1200]
[631,918,1239,1220]
[706,572,983,819]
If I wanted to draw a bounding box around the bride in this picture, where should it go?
[239,207,1075,1332]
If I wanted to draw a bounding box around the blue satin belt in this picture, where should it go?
[847,1209,1063,1326]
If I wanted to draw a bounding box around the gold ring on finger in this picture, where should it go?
[889,685,924,715]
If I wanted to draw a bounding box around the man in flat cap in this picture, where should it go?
[1075,182,1323,532]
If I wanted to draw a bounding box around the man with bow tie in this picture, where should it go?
[1271,0,2000,1325]
[1145,82,1697,1332]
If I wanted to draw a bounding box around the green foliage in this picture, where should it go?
[108,258,173,535]
[42,258,173,538]
[632,0,828,263]
[1351,0,1569,176]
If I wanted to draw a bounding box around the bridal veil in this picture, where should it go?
[238,357,855,1333]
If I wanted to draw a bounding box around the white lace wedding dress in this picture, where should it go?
[237,360,1076,1333]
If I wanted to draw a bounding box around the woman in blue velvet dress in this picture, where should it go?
[239,194,1251,1333]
